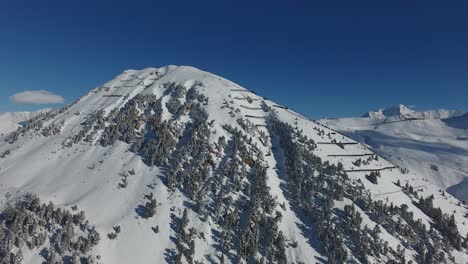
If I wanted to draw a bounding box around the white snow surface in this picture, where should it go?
[320,110,468,202]
[0,109,50,135]
[1,66,467,263]
[362,104,465,119]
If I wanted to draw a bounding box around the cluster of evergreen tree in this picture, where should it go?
[185,81,208,105]
[260,101,270,112]
[124,95,180,166]
[417,195,463,250]
[158,106,289,263]
[100,94,158,147]
[236,163,286,263]
[141,193,157,219]
[5,115,44,144]
[166,103,212,198]
[107,226,121,240]
[349,156,372,167]
[0,149,11,158]
[268,112,466,263]
[174,209,196,264]
[236,118,256,135]
[210,123,286,263]
[271,114,353,262]
[62,110,106,148]
[118,171,129,189]
[313,126,326,138]
[366,171,380,184]
[164,82,187,116]
[5,106,78,144]
[0,193,100,263]
[136,120,178,166]
[91,82,210,177]
[41,120,64,137]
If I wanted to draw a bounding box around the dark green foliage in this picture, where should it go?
[166,103,211,197]
[143,121,178,166]
[269,113,463,263]
[63,110,106,147]
[174,209,196,263]
[41,120,64,137]
[164,83,186,116]
[0,194,100,262]
[366,171,379,184]
[101,95,158,146]
[5,110,60,144]
[141,193,157,218]
[152,226,159,234]
[417,195,463,250]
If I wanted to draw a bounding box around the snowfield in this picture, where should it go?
[320,106,468,202]
[0,66,467,263]
[0,110,50,135]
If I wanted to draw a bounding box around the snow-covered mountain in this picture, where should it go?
[321,106,468,203]
[0,109,50,135]
[445,113,468,130]
[362,104,465,119]
[1,66,467,264]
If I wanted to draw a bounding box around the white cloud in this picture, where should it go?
[10,90,65,105]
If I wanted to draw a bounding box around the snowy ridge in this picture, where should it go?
[0,109,51,135]
[362,104,465,120]
[0,66,467,263]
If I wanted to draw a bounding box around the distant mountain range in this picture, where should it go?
[362,104,465,119]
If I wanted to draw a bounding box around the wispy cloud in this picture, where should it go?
[9,90,65,105]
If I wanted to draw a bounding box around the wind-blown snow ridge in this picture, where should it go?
[0,65,467,264]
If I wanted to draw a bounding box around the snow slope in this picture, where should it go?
[320,107,468,202]
[0,109,50,135]
[1,67,467,263]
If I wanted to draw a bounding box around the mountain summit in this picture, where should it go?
[1,66,467,263]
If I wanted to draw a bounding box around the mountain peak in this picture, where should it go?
[1,66,467,263]
[362,104,414,118]
[382,104,414,117]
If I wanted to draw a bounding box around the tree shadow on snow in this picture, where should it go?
[164,212,181,263]
[134,204,147,218]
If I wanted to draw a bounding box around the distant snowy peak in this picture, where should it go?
[423,109,466,119]
[362,104,414,119]
[362,104,464,119]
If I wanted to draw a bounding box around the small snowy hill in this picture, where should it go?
[1,66,468,264]
[321,107,468,202]
[0,109,50,135]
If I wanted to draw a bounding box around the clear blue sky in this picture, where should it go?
[1,0,467,118]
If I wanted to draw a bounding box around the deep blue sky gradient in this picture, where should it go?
[1,0,467,118]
